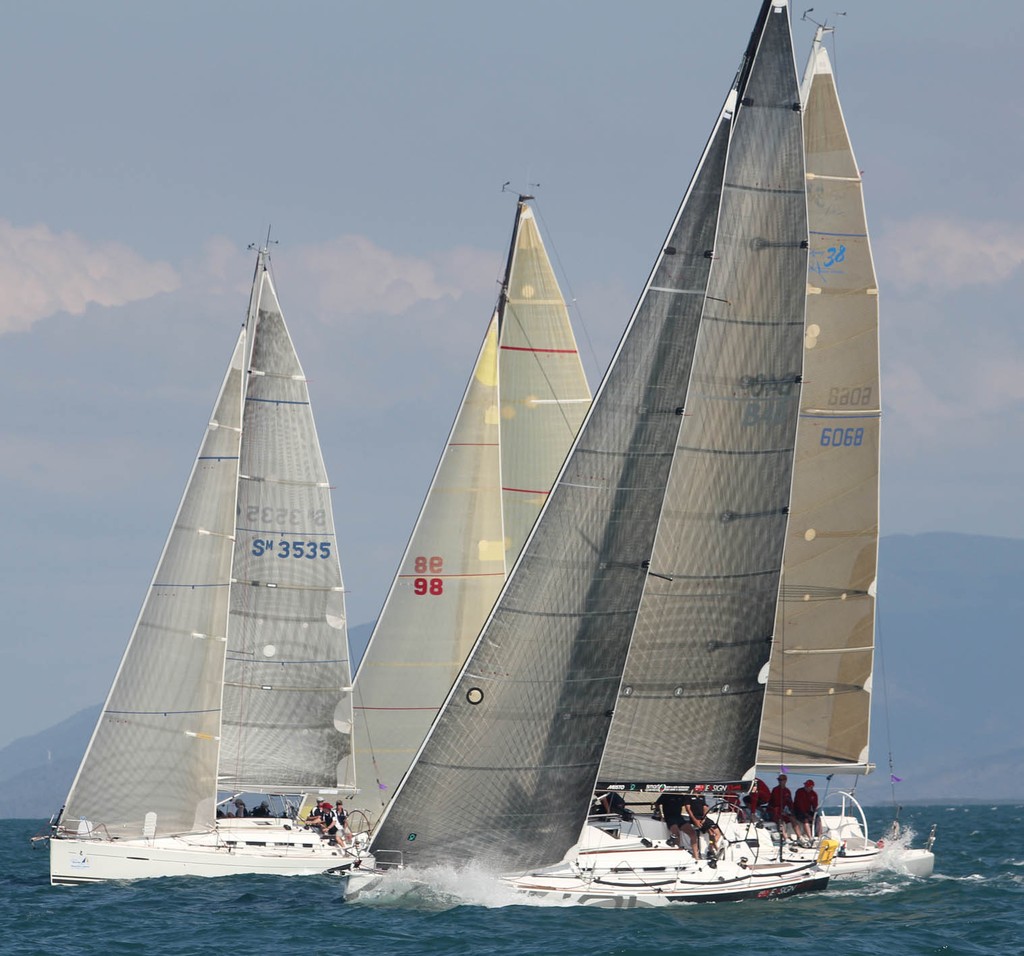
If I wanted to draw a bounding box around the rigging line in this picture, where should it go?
[350,654,389,814]
[530,197,602,382]
[875,600,899,810]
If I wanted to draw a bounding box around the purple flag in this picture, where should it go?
[890,774,903,783]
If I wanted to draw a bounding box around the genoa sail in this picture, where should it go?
[757,31,879,776]
[369,0,807,871]
[351,199,590,821]
[63,337,244,839]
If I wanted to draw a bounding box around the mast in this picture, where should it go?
[757,25,880,776]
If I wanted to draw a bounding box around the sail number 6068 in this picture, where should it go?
[413,555,444,597]
[820,427,864,447]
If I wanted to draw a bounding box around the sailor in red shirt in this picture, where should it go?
[743,777,771,820]
[792,779,819,845]
[769,774,794,839]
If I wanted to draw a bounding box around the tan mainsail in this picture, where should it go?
[758,34,879,774]
[351,200,591,822]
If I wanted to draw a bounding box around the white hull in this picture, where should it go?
[507,848,828,907]
[506,816,830,906]
[342,812,829,908]
[711,794,936,879]
[50,819,370,885]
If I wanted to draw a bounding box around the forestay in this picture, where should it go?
[757,35,879,775]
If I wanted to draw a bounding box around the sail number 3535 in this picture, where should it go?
[413,556,444,597]
[251,539,333,559]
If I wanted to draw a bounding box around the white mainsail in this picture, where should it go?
[54,251,358,880]
[757,30,879,776]
[219,269,354,793]
[351,199,591,821]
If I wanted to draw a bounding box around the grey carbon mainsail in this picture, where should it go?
[370,0,806,871]
[351,200,590,822]
[757,30,879,775]
[597,0,807,791]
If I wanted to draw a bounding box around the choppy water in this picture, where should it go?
[4,805,1022,955]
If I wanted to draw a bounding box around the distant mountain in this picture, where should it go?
[0,705,99,820]
[3,537,1021,817]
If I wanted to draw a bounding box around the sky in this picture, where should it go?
[1,0,1022,750]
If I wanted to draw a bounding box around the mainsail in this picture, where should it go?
[352,200,590,819]
[370,0,807,871]
[219,266,354,792]
[61,253,354,839]
[757,31,879,775]
[597,0,807,791]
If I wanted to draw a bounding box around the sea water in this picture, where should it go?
[3,805,1022,956]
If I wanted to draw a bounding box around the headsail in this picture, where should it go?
[61,334,245,839]
[352,200,590,819]
[597,0,807,792]
[757,31,879,775]
[219,263,354,793]
[370,0,806,871]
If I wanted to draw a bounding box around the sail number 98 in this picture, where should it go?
[820,427,864,447]
[413,555,444,597]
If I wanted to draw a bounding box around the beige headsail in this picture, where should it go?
[757,31,879,775]
[351,199,591,824]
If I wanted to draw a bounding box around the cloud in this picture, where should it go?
[877,217,1024,291]
[276,236,499,321]
[0,220,180,334]
[177,235,501,335]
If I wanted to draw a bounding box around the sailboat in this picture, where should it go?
[48,246,369,884]
[352,0,831,906]
[350,196,591,835]
[747,23,935,878]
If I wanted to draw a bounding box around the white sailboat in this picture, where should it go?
[350,196,591,835]
[745,24,935,879]
[352,0,832,906]
[49,247,369,884]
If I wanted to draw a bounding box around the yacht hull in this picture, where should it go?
[50,820,367,885]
